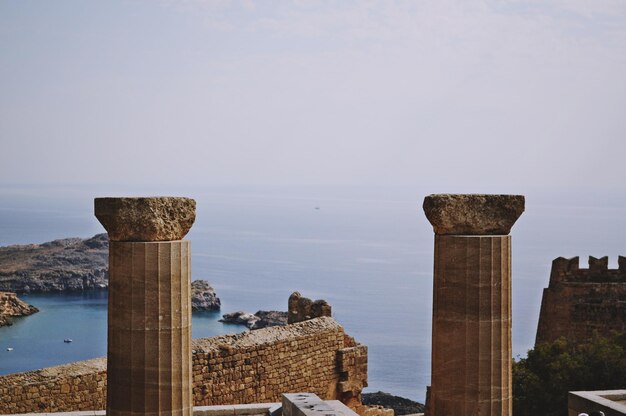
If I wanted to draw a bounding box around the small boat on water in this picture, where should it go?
[64,338,72,343]
[6,347,13,351]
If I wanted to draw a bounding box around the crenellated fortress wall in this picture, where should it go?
[548,255,626,283]
[536,256,626,345]
[0,317,367,415]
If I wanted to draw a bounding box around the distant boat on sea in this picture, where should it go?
[64,339,72,343]
[6,347,13,351]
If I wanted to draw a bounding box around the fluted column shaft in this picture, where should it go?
[431,235,511,415]
[423,194,524,416]
[95,197,196,416]
[108,241,192,416]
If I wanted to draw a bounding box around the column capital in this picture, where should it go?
[423,194,524,235]
[94,197,196,242]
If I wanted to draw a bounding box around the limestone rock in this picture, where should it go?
[251,310,288,329]
[219,311,260,328]
[362,392,425,415]
[94,197,196,241]
[191,280,221,311]
[0,291,39,327]
[0,234,108,293]
[423,194,524,235]
[219,310,288,330]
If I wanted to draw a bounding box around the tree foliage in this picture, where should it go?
[512,332,626,416]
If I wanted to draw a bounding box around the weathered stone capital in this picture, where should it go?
[423,194,524,235]
[94,197,196,241]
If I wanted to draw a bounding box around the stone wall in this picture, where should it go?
[535,256,626,345]
[336,341,369,407]
[0,358,107,414]
[0,317,367,414]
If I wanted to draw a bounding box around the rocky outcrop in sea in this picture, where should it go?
[219,310,288,330]
[191,280,221,311]
[0,234,108,292]
[220,292,334,330]
[0,291,39,327]
[252,310,288,328]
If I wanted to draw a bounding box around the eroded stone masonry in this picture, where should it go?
[536,255,626,345]
[288,292,332,324]
[0,317,367,415]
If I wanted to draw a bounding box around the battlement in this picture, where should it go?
[537,255,626,345]
[549,255,626,284]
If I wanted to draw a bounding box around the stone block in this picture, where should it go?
[94,197,196,241]
[283,394,360,416]
[423,194,524,235]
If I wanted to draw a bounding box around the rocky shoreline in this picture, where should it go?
[191,280,221,311]
[0,291,39,327]
[0,234,108,293]
[0,234,222,311]
[362,391,425,415]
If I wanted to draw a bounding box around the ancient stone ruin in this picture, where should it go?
[0,317,368,414]
[219,291,331,329]
[0,192,369,415]
[536,255,626,345]
[423,194,525,416]
[0,193,534,416]
[95,197,197,416]
[288,291,332,324]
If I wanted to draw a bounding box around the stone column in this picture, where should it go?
[95,197,196,416]
[423,194,524,416]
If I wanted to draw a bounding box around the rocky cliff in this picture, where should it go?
[0,236,221,311]
[191,280,221,311]
[0,291,39,326]
[219,310,288,329]
[0,234,109,292]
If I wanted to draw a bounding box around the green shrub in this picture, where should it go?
[512,332,626,416]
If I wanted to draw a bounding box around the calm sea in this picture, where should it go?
[0,185,625,402]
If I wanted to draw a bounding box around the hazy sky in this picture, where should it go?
[1,0,625,190]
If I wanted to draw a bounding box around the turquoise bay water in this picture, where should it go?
[0,185,625,402]
[0,292,243,375]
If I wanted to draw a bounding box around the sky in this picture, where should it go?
[1,0,625,191]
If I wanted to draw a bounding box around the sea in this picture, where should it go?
[0,184,624,402]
